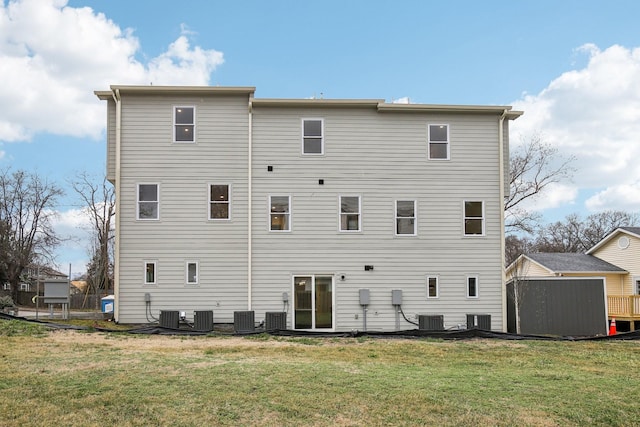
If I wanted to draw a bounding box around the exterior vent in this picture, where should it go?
[234,311,255,333]
[160,310,179,329]
[265,312,287,331]
[418,315,444,331]
[194,310,214,332]
[466,314,491,330]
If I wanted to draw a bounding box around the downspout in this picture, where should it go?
[499,109,508,332]
[111,88,122,322]
[247,96,253,310]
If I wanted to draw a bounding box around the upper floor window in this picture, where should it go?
[137,184,159,220]
[174,106,195,142]
[144,261,157,285]
[396,200,416,236]
[186,261,198,285]
[463,201,484,236]
[428,124,449,160]
[209,184,230,220]
[340,196,361,232]
[302,119,324,155]
[270,195,291,231]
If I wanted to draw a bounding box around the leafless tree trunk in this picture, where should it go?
[71,172,115,307]
[0,169,63,303]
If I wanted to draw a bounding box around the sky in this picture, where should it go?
[1,0,640,276]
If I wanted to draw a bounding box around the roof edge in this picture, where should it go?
[377,103,523,118]
[251,98,384,108]
[586,227,640,254]
[95,85,256,99]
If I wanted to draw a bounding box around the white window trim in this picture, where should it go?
[137,183,160,221]
[173,105,196,143]
[463,200,485,237]
[144,260,157,285]
[395,199,417,236]
[208,183,231,221]
[426,275,439,299]
[466,275,479,298]
[339,195,361,233]
[427,123,450,160]
[269,195,291,232]
[301,118,324,155]
[185,261,199,285]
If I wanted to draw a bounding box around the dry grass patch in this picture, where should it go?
[1,322,639,426]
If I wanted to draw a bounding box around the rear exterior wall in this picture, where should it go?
[250,106,505,331]
[116,93,250,323]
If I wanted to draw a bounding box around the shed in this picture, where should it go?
[506,277,608,336]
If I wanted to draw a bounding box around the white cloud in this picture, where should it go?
[585,182,640,212]
[518,183,579,212]
[0,0,224,142]
[392,96,411,104]
[511,44,640,214]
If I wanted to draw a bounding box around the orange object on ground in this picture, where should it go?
[609,318,617,335]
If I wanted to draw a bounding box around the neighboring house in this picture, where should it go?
[95,85,522,332]
[19,265,68,292]
[506,227,640,331]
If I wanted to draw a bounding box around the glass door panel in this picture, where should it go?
[294,276,312,329]
[315,276,333,329]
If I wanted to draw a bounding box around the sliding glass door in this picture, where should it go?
[293,275,334,330]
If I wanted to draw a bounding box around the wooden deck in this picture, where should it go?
[607,295,640,323]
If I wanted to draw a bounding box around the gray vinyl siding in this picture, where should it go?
[116,93,250,323]
[250,106,505,331]
[106,99,116,183]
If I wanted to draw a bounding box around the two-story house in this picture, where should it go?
[95,86,522,332]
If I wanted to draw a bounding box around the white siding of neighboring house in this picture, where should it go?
[116,93,251,323]
[591,232,640,295]
[250,105,507,331]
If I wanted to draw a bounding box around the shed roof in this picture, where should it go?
[525,253,627,274]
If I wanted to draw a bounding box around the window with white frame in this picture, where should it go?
[270,195,291,231]
[427,275,439,298]
[302,119,323,154]
[186,261,198,285]
[209,184,230,220]
[467,275,479,298]
[464,201,484,236]
[396,200,416,235]
[340,196,361,232]
[428,124,449,160]
[144,261,157,285]
[174,106,195,142]
[137,184,159,220]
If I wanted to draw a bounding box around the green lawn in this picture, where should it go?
[1,319,639,426]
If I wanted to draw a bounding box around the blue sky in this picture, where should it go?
[2,0,640,276]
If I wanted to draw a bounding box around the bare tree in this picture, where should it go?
[71,172,115,300]
[536,211,638,253]
[0,168,63,302]
[505,133,576,233]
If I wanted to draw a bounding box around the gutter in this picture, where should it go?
[111,89,122,322]
[499,109,507,333]
[247,96,253,310]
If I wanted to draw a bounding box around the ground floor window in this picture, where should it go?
[293,275,334,330]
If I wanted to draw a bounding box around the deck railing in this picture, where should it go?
[608,295,640,318]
